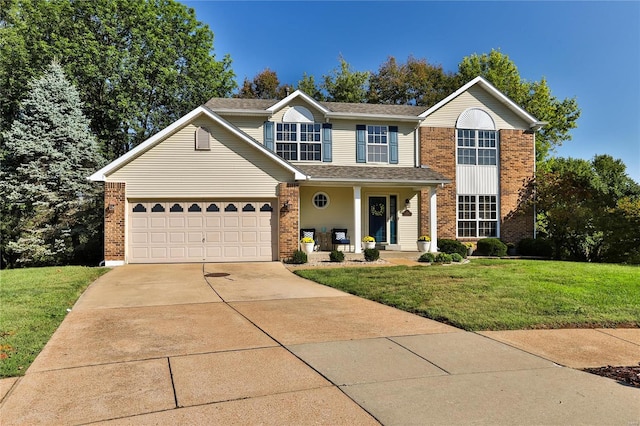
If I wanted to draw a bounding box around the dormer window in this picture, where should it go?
[275,106,321,161]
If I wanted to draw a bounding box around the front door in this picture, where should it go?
[368,196,387,243]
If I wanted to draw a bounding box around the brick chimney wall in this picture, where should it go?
[278,182,300,260]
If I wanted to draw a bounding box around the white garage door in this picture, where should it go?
[128,200,276,263]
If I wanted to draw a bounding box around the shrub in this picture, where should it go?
[418,252,435,263]
[363,248,380,262]
[289,250,308,264]
[451,253,463,262]
[435,253,452,263]
[518,238,554,257]
[476,238,507,256]
[437,239,468,258]
[329,250,345,262]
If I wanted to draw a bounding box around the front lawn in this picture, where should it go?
[0,266,109,378]
[295,259,640,331]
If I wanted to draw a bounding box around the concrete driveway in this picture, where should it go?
[0,263,638,425]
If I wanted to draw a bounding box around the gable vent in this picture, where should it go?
[195,126,211,150]
[456,108,495,130]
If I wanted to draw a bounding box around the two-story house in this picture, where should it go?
[90,76,544,265]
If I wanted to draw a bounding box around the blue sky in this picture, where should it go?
[184,1,640,182]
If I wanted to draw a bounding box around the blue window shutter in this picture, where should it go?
[389,125,398,164]
[322,123,332,162]
[264,121,274,151]
[356,124,366,163]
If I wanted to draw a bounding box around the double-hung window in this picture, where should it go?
[276,122,321,161]
[457,129,497,165]
[367,125,388,163]
[458,195,497,238]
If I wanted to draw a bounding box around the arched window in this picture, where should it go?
[456,108,497,166]
[276,106,321,161]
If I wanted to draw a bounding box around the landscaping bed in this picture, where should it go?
[584,364,640,388]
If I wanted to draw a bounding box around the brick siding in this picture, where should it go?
[420,127,534,243]
[104,182,125,261]
[499,129,535,243]
[278,182,300,260]
[420,127,457,239]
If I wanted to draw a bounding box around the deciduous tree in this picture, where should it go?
[458,49,580,162]
[322,57,369,103]
[0,0,236,159]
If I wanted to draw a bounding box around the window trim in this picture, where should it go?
[366,125,389,164]
[276,122,322,162]
[456,129,498,166]
[312,192,330,209]
[456,194,499,238]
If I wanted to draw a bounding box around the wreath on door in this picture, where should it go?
[370,203,385,217]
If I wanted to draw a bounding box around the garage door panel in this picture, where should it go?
[131,232,148,243]
[242,216,257,227]
[205,216,221,227]
[150,217,166,228]
[150,247,168,258]
[205,231,221,243]
[169,217,185,227]
[150,233,166,243]
[224,231,239,242]
[129,200,274,263]
[242,231,258,243]
[224,216,239,227]
[187,232,202,243]
[169,233,185,243]
[187,217,203,227]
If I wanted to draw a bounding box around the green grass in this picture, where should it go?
[296,259,640,331]
[0,266,109,378]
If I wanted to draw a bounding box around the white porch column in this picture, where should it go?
[354,186,362,253]
[429,186,438,253]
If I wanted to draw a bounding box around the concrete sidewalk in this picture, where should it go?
[1,263,638,425]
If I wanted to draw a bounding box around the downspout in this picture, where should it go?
[533,132,537,239]
[414,124,420,167]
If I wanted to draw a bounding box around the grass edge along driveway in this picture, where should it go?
[0,266,109,378]
[295,259,640,332]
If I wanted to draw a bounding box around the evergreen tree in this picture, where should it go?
[1,61,104,267]
[322,57,370,103]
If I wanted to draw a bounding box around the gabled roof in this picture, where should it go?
[88,106,307,182]
[418,76,546,130]
[205,91,427,122]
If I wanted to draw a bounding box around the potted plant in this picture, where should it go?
[417,235,431,252]
[506,242,517,256]
[464,242,474,256]
[300,236,315,255]
[362,235,376,250]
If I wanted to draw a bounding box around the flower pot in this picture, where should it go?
[300,242,314,255]
[363,241,376,250]
[467,247,474,256]
[417,241,430,253]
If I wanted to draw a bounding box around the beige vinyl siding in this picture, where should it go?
[300,186,355,234]
[422,86,530,130]
[108,117,293,198]
[221,116,265,142]
[300,187,419,250]
[397,192,419,248]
